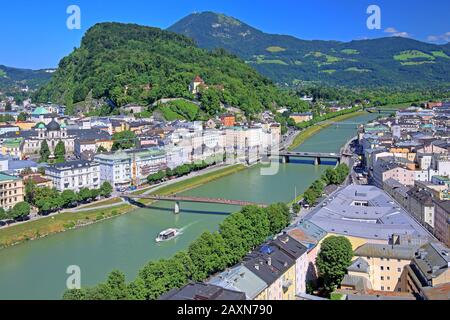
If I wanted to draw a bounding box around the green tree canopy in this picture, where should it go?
[10,202,31,220]
[112,130,137,151]
[316,236,353,293]
[60,190,77,208]
[54,141,66,163]
[17,112,29,121]
[99,182,113,198]
[188,231,228,281]
[39,140,50,163]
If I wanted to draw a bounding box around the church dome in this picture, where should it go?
[46,119,61,131]
[36,122,46,129]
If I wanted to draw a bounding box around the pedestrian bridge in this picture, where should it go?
[120,193,267,213]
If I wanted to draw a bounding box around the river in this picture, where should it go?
[0,113,378,299]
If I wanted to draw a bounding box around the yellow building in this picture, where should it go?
[0,173,25,210]
[15,121,36,131]
[349,243,416,292]
[289,113,313,124]
[389,148,416,163]
[281,265,296,300]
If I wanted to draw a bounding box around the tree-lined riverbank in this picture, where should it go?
[288,111,366,151]
[0,112,379,300]
[0,164,246,249]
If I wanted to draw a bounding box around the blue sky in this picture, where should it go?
[1,0,449,69]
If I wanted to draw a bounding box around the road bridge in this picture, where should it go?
[278,151,342,166]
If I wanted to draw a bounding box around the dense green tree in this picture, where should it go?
[60,190,77,208]
[97,145,107,153]
[188,232,228,281]
[77,188,92,202]
[54,141,66,163]
[0,208,8,220]
[316,236,353,292]
[126,277,147,300]
[304,188,318,206]
[99,182,113,198]
[240,206,271,248]
[101,270,130,300]
[219,212,254,264]
[62,289,86,300]
[147,170,167,184]
[335,164,350,184]
[136,255,193,300]
[9,202,31,220]
[17,112,29,121]
[322,168,339,185]
[24,179,36,204]
[266,203,290,234]
[199,88,221,115]
[112,130,137,151]
[39,140,50,163]
[33,187,62,214]
[311,180,325,197]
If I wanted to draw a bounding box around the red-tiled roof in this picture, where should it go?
[193,75,204,83]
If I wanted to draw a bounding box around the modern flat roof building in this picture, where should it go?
[308,185,432,243]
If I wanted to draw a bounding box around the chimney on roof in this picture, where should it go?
[267,257,272,266]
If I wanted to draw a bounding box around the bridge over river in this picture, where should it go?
[278,149,352,165]
[120,194,267,213]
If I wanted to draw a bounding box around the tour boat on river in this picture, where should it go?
[155,228,181,242]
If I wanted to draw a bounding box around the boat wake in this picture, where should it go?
[179,221,198,233]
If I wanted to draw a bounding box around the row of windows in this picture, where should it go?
[380,266,402,272]
[0,197,19,204]
[0,183,18,188]
[0,190,19,196]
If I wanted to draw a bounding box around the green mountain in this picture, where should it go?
[168,12,450,87]
[0,65,53,92]
[36,22,305,115]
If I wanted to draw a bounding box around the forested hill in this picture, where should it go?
[35,22,306,115]
[168,12,450,88]
[0,65,53,92]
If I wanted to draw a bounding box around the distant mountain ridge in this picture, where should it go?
[168,12,450,87]
[35,22,306,115]
[0,65,54,92]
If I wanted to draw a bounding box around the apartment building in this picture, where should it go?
[243,244,296,300]
[94,148,167,187]
[348,243,417,292]
[407,187,435,230]
[402,242,450,300]
[433,199,450,247]
[45,160,100,192]
[0,173,24,210]
[94,152,131,189]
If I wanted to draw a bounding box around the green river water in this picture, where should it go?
[0,113,378,299]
